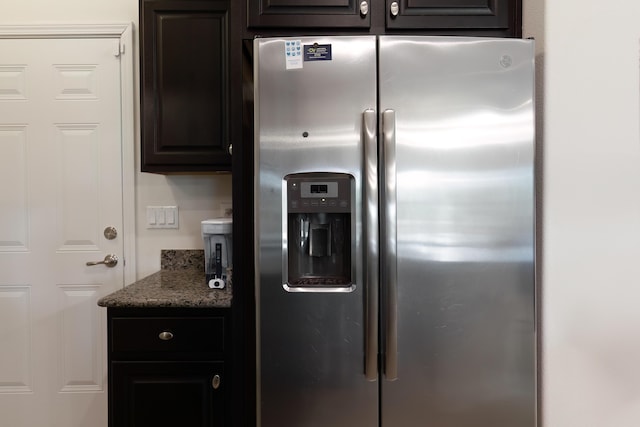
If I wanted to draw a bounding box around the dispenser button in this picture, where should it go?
[339,200,348,208]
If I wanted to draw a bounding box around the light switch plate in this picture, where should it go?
[146,206,179,229]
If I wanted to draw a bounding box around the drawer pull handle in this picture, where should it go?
[212,374,221,390]
[158,331,174,341]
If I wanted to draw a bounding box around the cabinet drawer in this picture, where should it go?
[111,316,225,356]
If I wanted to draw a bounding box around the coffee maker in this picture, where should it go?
[284,173,353,289]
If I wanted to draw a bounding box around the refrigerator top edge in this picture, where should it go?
[253,35,377,49]
[254,34,534,46]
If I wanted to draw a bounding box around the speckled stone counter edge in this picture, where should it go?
[97,250,232,308]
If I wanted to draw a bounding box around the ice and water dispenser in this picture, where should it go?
[285,173,353,288]
[201,218,232,289]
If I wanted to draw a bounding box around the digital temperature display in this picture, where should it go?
[300,181,338,198]
[310,184,328,194]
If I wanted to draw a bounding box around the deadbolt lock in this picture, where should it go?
[104,226,118,240]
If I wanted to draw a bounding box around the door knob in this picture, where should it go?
[86,254,118,268]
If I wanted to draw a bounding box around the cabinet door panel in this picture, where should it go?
[248,0,370,28]
[141,0,231,172]
[385,0,512,32]
[110,361,225,427]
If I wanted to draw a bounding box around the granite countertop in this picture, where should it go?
[97,250,232,308]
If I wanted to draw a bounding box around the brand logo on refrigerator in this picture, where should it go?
[304,43,332,62]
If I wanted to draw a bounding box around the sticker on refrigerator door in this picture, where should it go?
[285,40,303,70]
[304,44,332,62]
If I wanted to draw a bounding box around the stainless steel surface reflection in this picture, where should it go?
[254,36,378,427]
[379,36,535,427]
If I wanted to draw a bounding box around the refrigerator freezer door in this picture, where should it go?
[378,37,536,427]
[254,36,378,427]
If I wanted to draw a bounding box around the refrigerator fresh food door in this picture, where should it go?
[378,36,536,427]
[254,36,378,427]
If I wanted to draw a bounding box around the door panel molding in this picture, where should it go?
[0,125,29,252]
[57,284,103,393]
[0,286,31,393]
[0,24,132,38]
[0,23,136,286]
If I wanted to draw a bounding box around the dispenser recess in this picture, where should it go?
[285,173,353,288]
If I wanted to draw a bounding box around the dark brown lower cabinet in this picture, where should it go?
[107,308,229,427]
[111,361,224,427]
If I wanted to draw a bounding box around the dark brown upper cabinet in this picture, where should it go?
[247,0,520,37]
[248,0,370,29]
[141,0,232,173]
[386,0,512,31]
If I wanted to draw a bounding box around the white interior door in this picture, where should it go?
[0,35,126,427]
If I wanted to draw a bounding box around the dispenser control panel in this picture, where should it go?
[286,173,351,213]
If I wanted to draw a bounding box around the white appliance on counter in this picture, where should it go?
[202,218,232,289]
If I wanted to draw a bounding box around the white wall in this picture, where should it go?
[135,173,231,277]
[0,0,232,278]
[525,0,640,425]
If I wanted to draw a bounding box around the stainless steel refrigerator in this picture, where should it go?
[254,36,535,427]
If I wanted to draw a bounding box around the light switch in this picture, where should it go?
[166,208,176,225]
[157,209,166,225]
[147,207,157,225]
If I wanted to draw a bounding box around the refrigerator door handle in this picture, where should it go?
[363,109,379,381]
[382,109,398,381]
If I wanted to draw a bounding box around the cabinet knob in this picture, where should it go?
[228,144,233,156]
[158,331,174,341]
[212,374,221,390]
[390,1,399,17]
[359,1,369,16]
